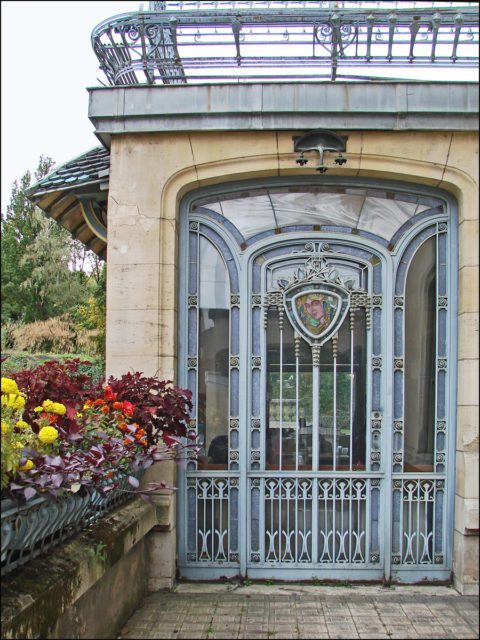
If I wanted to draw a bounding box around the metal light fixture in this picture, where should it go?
[293,129,347,173]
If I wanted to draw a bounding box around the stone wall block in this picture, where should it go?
[189,131,278,165]
[107,309,159,358]
[108,217,161,266]
[456,451,480,499]
[459,220,480,268]
[107,263,159,311]
[456,405,479,453]
[106,355,160,379]
[457,358,479,407]
[458,266,479,315]
[453,530,479,595]
[455,495,480,534]
[458,313,479,361]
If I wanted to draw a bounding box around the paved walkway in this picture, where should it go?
[119,584,479,639]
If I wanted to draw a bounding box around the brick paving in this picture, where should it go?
[119,584,479,640]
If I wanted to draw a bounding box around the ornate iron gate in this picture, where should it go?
[177,183,455,583]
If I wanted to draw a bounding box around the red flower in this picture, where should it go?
[107,470,113,478]
[122,401,135,417]
[103,385,118,401]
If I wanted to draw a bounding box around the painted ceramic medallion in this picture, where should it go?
[293,292,339,338]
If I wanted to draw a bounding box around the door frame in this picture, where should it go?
[176,176,458,584]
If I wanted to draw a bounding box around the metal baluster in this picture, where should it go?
[278,479,282,562]
[211,480,215,561]
[349,479,353,562]
[332,334,338,471]
[416,481,420,564]
[279,307,284,470]
[295,479,299,562]
[295,332,300,472]
[195,480,199,561]
[349,310,355,471]
[312,344,320,472]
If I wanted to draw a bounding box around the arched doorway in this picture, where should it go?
[177,179,456,583]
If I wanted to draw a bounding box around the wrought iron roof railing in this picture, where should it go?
[91,1,479,84]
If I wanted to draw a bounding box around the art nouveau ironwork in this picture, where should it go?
[91,2,479,84]
[179,181,454,582]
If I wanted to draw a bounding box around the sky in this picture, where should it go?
[1,1,478,215]
[1,1,140,213]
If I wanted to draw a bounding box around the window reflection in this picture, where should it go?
[265,306,366,471]
[404,236,436,472]
[197,236,230,470]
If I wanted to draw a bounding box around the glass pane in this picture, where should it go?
[266,310,312,470]
[404,236,436,472]
[331,315,367,471]
[197,189,435,241]
[197,236,229,470]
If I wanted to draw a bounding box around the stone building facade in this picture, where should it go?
[28,8,479,596]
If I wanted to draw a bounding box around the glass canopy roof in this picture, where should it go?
[194,188,440,241]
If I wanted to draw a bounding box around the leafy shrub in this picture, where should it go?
[1,315,100,355]
[8,359,102,429]
[1,364,195,503]
[1,352,104,384]
[107,372,193,446]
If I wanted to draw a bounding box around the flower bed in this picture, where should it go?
[1,360,194,575]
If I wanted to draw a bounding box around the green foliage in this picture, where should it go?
[2,352,105,385]
[1,157,107,361]
[72,263,106,357]
[1,157,105,328]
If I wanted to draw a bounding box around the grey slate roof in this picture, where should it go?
[28,146,110,196]
[26,146,110,260]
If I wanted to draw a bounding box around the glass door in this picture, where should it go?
[246,240,385,579]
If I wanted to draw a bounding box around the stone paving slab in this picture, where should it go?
[119,584,479,640]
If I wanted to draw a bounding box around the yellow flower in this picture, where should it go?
[34,406,44,413]
[38,426,59,444]
[1,377,19,395]
[18,460,34,471]
[1,420,8,434]
[16,420,30,429]
[42,400,66,416]
[1,393,26,411]
[15,442,24,449]
[76,412,83,418]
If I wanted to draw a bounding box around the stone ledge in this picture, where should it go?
[1,497,158,639]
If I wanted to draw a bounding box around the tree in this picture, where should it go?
[1,157,89,323]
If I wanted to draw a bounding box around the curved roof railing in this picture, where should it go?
[91,1,479,84]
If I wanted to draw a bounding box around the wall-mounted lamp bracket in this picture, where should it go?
[293,129,348,172]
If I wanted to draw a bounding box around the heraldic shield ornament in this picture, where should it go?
[278,246,354,346]
[292,290,341,340]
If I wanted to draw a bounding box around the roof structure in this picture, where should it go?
[27,2,479,259]
[27,147,109,259]
[91,1,479,84]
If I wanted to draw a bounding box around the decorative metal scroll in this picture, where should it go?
[263,245,371,347]
[92,3,479,85]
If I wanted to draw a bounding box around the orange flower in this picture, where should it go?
[107,470,113,478]
[112,401,123,410]
[93,398,105,406]
[46,413,59,423]
[118,422,127,432]
[123,438,131,446]
[83,400,94,410]
[101,405,110,414]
